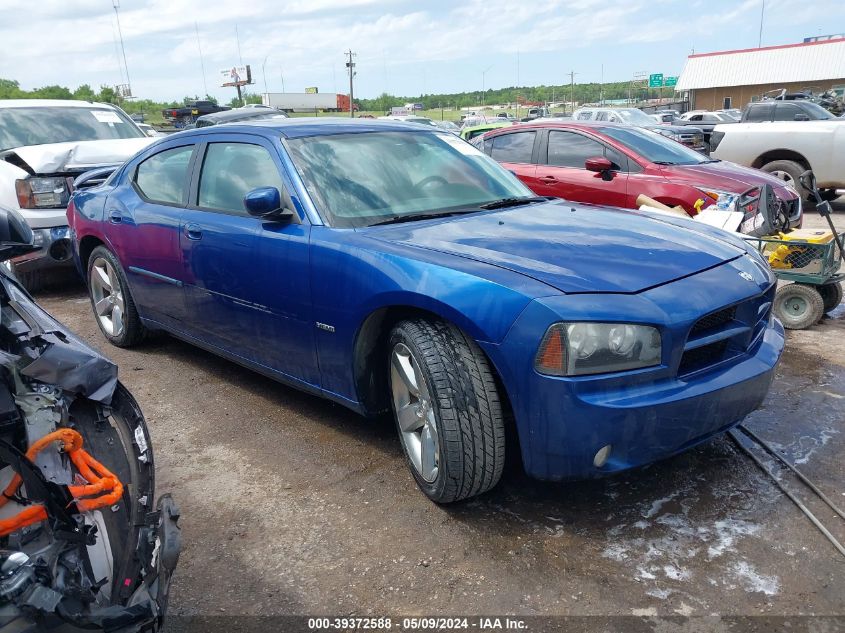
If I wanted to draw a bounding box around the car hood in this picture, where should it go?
[364,200,744,294]
[2,137,154,174]
[657,161,799,198]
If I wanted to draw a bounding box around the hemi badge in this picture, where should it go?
[316,322,336,333]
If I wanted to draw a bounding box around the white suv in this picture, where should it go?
[0,100,153,289]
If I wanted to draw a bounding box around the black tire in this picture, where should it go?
[760,160,809,199]
[87,246,146,347]
[774,283,824,329]
[819,282,843,313]
[388,319,506,503]
[10,265,46,293]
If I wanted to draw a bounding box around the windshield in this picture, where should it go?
[286,130,533,228]
[616,109,658,126]
[800,101,834,119]
[598,125,710,165]
[0,106,144,151]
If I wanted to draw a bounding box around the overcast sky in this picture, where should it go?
[2,0,844,102]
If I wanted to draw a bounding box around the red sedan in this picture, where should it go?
[479,121,802,223]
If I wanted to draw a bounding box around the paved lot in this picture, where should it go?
[35,207,845,624]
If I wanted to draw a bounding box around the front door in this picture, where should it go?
[533,129,629,207]
[180,135,317,384]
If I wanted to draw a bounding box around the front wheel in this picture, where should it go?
[774,283,824,329]
[388,319,506,503]
[87,246,146,347]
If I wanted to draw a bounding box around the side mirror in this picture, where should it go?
[585,157,615,181]
[243,187,300,223]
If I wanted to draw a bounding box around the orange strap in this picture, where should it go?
[0,428,124,536]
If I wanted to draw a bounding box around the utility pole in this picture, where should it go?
[481,65,493,107]
[568,70,578,114]
[345,50,356,118]
[235,24,243,65]
[600,64,604,106]
[758,0,765,47]
[195,22,208,98]
[112,0,131,97]
[262,55,269,99]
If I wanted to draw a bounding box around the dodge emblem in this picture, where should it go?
[739,271,755,282]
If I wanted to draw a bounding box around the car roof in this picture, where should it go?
[171,117,441,140]
[0,99,118,109]
[487,120,626,132]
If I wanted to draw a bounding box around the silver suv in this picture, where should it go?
[573,107,707,153]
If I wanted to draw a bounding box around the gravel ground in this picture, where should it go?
[32,207,845,629]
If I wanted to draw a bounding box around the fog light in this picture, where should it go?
[48,239,72,262]
[593,444,612,468]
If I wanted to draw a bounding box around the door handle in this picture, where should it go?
[539,175,558,183]
[183,223,203,241]
[108,210,123,224]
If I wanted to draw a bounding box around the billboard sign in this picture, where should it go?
[391,107,410,116]
[220,65,252,87]
[305,87,319,94]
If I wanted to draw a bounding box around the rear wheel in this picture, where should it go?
[819,282,843,313]
[87,246,146,347]
[774,283,824,329]
[388,319,505,503]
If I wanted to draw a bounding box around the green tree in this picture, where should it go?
[0,79,23,99]
[96,86,118,104]
[32,85,73,100]
[73,84,97,101]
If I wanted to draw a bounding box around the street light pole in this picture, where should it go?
[262,55,269,98]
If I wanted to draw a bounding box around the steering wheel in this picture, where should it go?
[416,175,449,190]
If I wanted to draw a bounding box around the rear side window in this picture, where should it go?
[198,142,285,214]
[576,111,593,121]
[134,145,194,205]
[773,103,804,121]
[489,132,536,164]
[745,104,773,122]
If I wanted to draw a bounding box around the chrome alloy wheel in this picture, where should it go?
[89,257,125,337]
[769,170,795,187]
[390,342,440,483]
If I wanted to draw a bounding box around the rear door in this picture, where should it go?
[532,129,629,206]
[484,130,539,189]
[106,142,196,326]
[179,134,317,383]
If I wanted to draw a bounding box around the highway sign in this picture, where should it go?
[649,73,664,88]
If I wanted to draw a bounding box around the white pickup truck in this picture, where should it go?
[709,120,845,201]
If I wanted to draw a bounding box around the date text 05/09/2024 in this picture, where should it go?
[307,617,528,630]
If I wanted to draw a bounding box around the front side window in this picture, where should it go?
[197,142,285,214]
[489,131,536,164]
[134,145,194,205]
[0,106,144,151]
[286,130,533,228]
[547,131,606,168]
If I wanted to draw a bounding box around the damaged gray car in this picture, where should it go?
[0,204,179,631]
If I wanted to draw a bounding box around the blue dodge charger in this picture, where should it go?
[68,119,784,503]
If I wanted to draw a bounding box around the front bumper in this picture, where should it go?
[10,225,75,273]
[489,256,784,481]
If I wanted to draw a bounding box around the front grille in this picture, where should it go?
[678,288,773,378]
[678,340,729,376]
[690,306,736,336]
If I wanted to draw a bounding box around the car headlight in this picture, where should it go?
[535,322,662,377]
[15,177,70,209]
[698,187,739,211]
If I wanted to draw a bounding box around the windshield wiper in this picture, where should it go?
[369,209,480,227]
[652,161,677,166]
[478,196,546,210]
